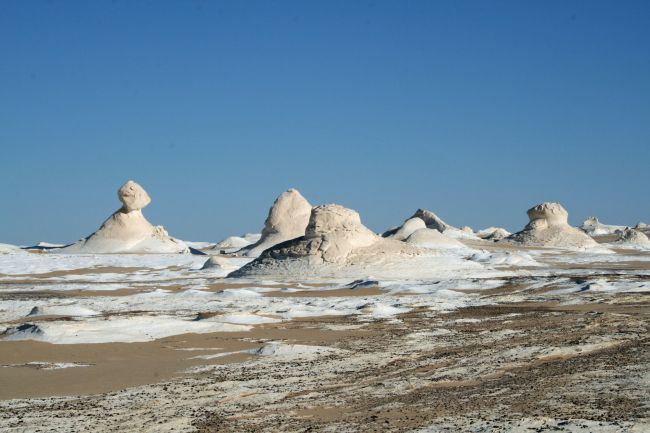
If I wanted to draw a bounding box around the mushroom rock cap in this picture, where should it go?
[240,188,312,257]
[502,202,598,249]
[57,180,188,254]
[383,217,426,241]
[617,228,650,247]
[405,228,465,249]
[526,202,569,229]
[410,209,453,232]
[118,180,151,212]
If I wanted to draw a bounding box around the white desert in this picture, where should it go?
[1,191,649,433]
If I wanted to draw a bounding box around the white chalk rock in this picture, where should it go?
[240,189,312,257]
[118,180,151,212]
[230,204,481,279]
[58,180,189,254]
[477,227,511,241]
[405,228,465,249]
[0,243,25,254]
[460,226,474,234]
[615,228,650,248]
[201,256,239,271]
[503,202,598,249]
[581,216,626,236]
[410,209,454,232]
[385,217,426,241]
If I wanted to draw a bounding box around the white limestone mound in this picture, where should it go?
[614,228,650,248]
[201,256,240,271]
[0,243,25,254]
[404,228,465,249]
[384,217,426,241]
[230,204,483,279]
[239,189,312,257]
[477,227,511,241]
[58,180,190,254]
[460,226,474,234]
[502,202,599,249]
[580,216,626,236]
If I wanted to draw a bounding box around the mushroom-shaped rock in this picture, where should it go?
[239,189,312,257]
[404,228,465,249]
[460,226,473,234]
[502,202,597,248]
[57,180,189,254]
[384,217,426,241]
[118,180,151,212]
[615,228,650,248]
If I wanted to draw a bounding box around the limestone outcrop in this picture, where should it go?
[230,204,481,279]
[239,189,312,257]
[615,228,650,248]
[502,202,598,249]
[58,180,189,254]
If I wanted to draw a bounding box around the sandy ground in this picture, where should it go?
[0,244,649,432]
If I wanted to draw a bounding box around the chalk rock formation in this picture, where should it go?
[404,228,465,249]
[239,189,312,257]
[201,256,241,272]
[503,202,598,248]
[581,216,625,236]
[410,209,453,233]
[477,227,511,241]
[615,228,650,248]
[58,180,189,254]
[384,217,426,241]
[230,204,481,279]
[0,243,24,254]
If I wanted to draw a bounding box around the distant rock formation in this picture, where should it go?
[502,202,598,248]
[230,204,480,279]
[206,233,261,254]
[239,189,312,257]
[410,209,453,233]
[477,227,511,241]
[58,180,189,254]
[615,228,650,248]
[581,216,626,236]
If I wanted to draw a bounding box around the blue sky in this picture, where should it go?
[1,1,649,245]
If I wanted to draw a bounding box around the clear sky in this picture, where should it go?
[1,1,649,246]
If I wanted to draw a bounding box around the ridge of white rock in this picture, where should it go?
[239,189,312,257]
[57,180,189,254]
[502,202,598,249]
[581,216,626,236]
[230,204,482,279]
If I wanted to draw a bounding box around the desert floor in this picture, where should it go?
[0,241,649,432]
